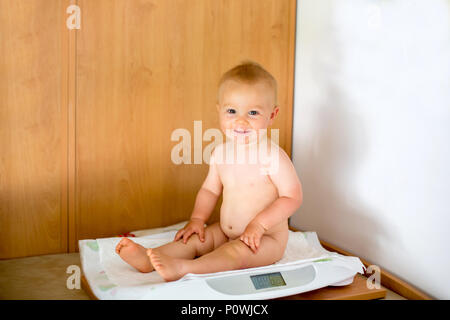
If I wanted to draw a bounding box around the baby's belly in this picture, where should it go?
[220,188,283,239]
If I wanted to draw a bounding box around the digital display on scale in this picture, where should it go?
[250,272,286,290]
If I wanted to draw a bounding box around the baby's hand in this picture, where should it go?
[174,218,205,244]
[240,220,266,253]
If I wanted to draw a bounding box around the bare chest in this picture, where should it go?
[217,163,274,190]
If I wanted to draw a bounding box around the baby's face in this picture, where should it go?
[216,80,278,144]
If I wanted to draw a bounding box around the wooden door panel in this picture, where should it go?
[0,0,68,258]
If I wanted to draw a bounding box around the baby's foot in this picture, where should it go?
[147,248,186,281]
[115,238,153,273]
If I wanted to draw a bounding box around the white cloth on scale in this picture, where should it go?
[79,221,365,299]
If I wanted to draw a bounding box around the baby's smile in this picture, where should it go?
[233,128,252,135]
[228,127,259,145]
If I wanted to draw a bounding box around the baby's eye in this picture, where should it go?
[226,108,236,114]
[248,110,259,116]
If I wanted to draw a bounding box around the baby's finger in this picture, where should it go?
[181,231,190,243]
[255,236,260,250]
[178,229,188,240]
[174,229,185,242]
[183,230,194,243]
[197,228,205,242]
[245,236,250,248]
[250,237,257,253]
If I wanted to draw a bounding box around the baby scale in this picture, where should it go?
[140,259,357,300]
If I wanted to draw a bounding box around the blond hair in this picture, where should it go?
[217,60,277,105]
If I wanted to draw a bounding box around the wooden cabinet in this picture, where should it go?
[0,0,296,258]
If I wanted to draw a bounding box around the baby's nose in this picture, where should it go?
[235,117,249,126]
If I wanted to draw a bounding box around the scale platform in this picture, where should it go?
[81,263,386,300]
[80,224,387,300]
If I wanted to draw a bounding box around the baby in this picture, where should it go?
[115,61,303,281]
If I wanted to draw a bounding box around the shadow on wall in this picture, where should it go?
[303,83,396,261]
[292,3,400,262]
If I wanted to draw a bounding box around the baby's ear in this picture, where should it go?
[269,106,279,124]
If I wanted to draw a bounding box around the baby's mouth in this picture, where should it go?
[233,128,252,135]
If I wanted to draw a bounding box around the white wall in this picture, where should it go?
[290,0,450,299]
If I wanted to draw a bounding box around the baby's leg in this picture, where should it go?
[116,222,228,273]
[154,222,229,258]
[148,233,286,281]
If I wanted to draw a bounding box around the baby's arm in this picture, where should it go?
[174,151,223,243]
[253,148,303,230]
[241,148,303,252]
[191,154,222,222]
